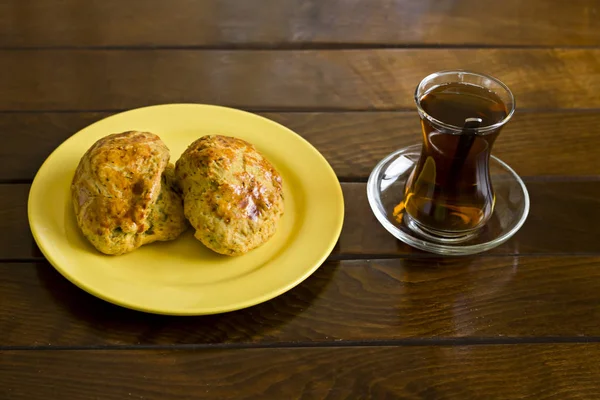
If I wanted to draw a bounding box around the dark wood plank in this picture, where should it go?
[3,111,600,182]
[2,345,600,399]
[1,0,599,47]
[1,49,600,111]
[3,257,600,346]
[339,181,600,256]
[2,180,600,259]
[0,184,33,259]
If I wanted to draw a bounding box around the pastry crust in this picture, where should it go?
[175,135,284,256]
[71,131,187,255]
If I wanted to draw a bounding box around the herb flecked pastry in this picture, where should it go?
[71,131,188,255]
[175,135,284,256]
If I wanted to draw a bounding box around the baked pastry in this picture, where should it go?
[71,131,188,255]
[175,135,284,256]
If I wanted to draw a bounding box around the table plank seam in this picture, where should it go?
[326,252,600,261]
[4,337,600,352]
[0,179,32,185]
[3,44,600,51]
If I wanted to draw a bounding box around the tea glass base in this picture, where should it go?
[366,144,530,256]
[403,213,481,244]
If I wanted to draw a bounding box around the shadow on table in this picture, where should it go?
[35,260,339,345]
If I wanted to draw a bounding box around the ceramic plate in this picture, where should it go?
[28,104,344,315]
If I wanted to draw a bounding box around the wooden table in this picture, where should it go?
[2,1,600,398]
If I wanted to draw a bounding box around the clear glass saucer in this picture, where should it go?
[366,144,530,256]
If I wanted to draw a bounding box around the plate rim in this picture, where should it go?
[27,103,345,315]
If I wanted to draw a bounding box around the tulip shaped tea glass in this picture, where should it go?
[367,71,530,255]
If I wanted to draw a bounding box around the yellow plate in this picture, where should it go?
[28,104,344,315]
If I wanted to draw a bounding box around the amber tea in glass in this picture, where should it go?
[403,71,515,242]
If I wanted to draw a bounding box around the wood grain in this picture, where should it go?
[2,111,600,182]
[1,0,599,47]
[1,49,600,111]
[3,179,599,259]
[0,184,35,259]
[2,2,599,397]
[339,181,600,256]
[3,257,600,346]
[2,345,600,399]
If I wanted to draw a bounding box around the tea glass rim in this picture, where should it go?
[414,70,516,135]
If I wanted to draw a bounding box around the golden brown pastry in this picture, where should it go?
[71,131,188,255]
[175,135,284,256]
